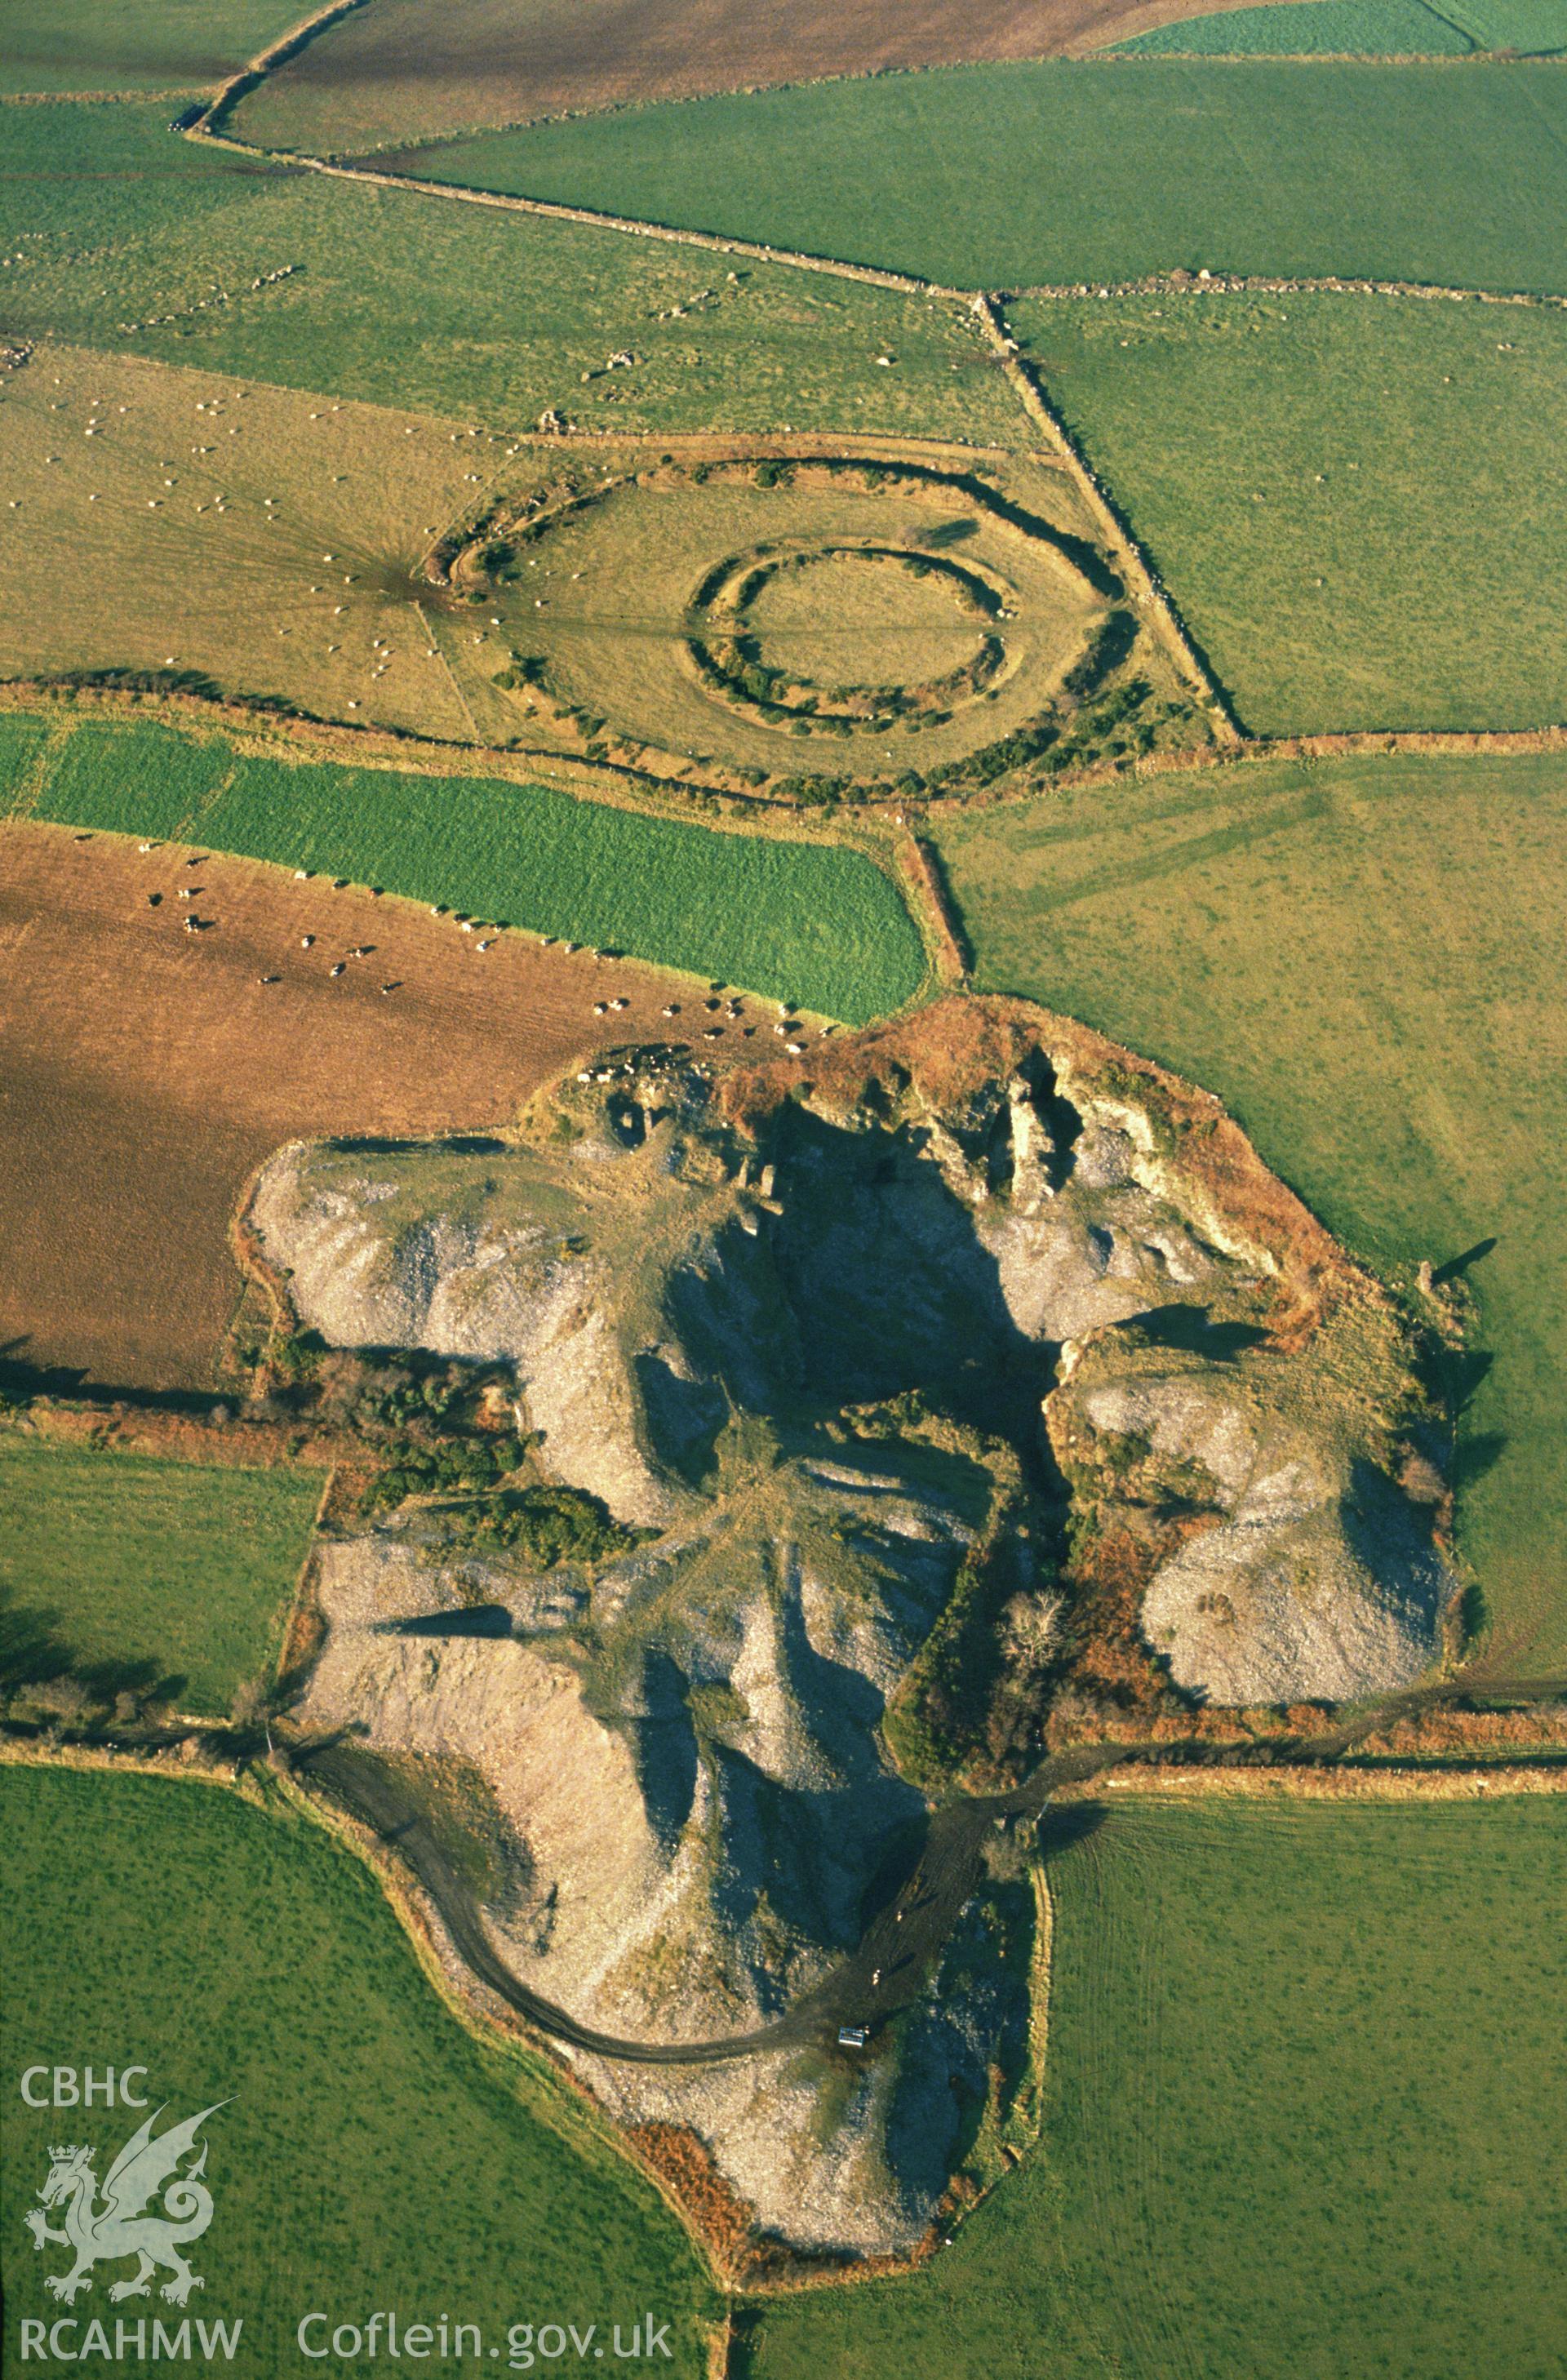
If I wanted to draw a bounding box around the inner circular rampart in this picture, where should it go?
[690,543,1010,735]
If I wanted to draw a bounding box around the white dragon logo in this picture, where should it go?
[23,2103,226,2308]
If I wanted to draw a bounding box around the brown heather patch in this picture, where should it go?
[1357,1705,1567,1759]
[1052,1520,1184,1717]
[11,1399,344,1472]
[623,2125,768,2283]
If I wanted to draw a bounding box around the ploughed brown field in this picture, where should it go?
[234,0,1300,156]
[0,822,701,1395]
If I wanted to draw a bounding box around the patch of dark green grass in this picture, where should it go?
[742,1796,1567,2380]
[0,1767,718,2373]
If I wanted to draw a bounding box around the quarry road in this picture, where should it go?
[295,1668,1565,2067]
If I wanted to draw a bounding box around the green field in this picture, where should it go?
[931,747,1567,1665]
[371,60,1567,295]
[1109,0,1473,54]
[0,1438,322,1715]
[0,1766,717,2374]
[0,100,1019,442]
[3,712,928,1020]
[1116,0,1567,49]
[0,0,312,95]
[1006,290,1567,733]
[741,1795,1567,2379]
[1450,0,1567,46]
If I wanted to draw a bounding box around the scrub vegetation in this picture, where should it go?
[931,746,1567,1667]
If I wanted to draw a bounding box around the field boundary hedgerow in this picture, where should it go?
[200,0,378,131]
[1017,266,1567,308]
[0,694,934,1021]
[168,90,1567,758]
[970,294,1240,738]
[11,654,1566,850]
[917,716,1567,815]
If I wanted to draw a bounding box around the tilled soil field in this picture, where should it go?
[0,822,728,1393]
[233,0,1290,156]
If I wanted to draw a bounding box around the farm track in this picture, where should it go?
[289,1672,1567,2071]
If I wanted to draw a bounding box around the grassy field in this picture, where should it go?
[1007,290,1567,733]
[379,60,1567,295]
[5,711,928,1019]
[0,354,1108,757]
[931,747,1567,1667]
[0,1766,718,2373]
[0,100,1020,443]
[741,1794,1567,2380]
[0,0,313,95]
[1449,0,1567,47]
[0,342,488,742]
[1109,0,1473,52]
[1113,0,1567,51]
[0,1438,322,1715]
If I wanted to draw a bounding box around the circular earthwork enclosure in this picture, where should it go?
[469,454,1109,777]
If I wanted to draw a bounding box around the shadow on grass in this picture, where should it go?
[1433,1236,1498,1284]
[0,1587,187,1714]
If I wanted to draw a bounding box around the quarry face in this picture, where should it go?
[251,996,1457,2259]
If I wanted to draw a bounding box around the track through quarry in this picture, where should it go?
[294,1676,1567,2068]
[43,0,1567,2105]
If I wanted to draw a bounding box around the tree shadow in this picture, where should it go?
[0,1340,226,1414]
[379,1605,516,1640]
[1449,1430,1508,1491]
[76,1653,188,1707]
[0,1585,73,1691]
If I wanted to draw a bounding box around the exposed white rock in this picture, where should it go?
[264,1012,1454,2254]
